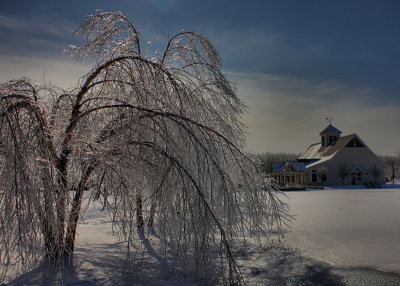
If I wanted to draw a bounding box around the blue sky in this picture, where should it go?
[1,0,399,155]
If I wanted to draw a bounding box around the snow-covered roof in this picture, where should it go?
[271,162,286,173]
[320,134,355,156]
[299,143,322,160]
[304,133,385,169]
[306,154,334,169]
[300,124,385,170]
[319,124,342,135]
[300,134,356,161]
[290,162,307,172]
[271,162,307,173]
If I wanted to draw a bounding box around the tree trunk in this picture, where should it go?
[148,201,156,227]
[64,165,95,255]
[64,189,85,255]
[392,165,395,184]
[136,194,144,227]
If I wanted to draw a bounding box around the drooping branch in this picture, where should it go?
[124,139,242,282]
[0,11,286,285]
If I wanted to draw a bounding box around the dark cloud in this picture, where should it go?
[1,0,399,154]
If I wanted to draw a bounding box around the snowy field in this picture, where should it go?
[283,183,400,273]
[6,184,400,285]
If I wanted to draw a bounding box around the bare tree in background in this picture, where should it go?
[369,164,382,185]
[255,152,301,173]
[337,163,348,186]
[381,154,400,184]
[0,11,286,284]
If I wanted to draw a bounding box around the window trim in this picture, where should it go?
[311,170,317,183]
[321,169,327,182]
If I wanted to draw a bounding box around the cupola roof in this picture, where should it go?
[319,124,342,135]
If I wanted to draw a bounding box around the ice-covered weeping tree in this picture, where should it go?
[0,11,286,284]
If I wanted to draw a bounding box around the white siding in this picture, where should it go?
[307,147,385,186]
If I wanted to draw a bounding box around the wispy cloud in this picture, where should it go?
[0,12,74,58]
[0,54,90,89]
[207,25,331,76]
[0,12,74,38]
[228,71,400,155]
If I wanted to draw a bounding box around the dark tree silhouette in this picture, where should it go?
[337,163,348,186]
[254,152,301,173]
[370,164,383,185]
[380,154,399,184]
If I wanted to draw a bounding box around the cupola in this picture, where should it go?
[319,124,341,147]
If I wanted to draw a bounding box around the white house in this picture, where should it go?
[298,124,386,186]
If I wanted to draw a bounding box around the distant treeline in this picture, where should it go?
[252,152,400,180]
[380,154,400,182]
[253,152,302,173]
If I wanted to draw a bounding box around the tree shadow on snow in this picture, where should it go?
[5,255,102,286]
[242,244,345,286]
[298,264,344,286]
[5,238,199,286]
[4,243,159,286]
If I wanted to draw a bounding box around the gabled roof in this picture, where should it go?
[320,134,356,157]
[319,124,342,135]
[300,134,356,160]
[304,133,385,169]
[271,162,286,173]
[349,165,367,174]
[290,162,307,172]
[271,161,307,173]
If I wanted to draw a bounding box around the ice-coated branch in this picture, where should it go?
[0,11,287,285]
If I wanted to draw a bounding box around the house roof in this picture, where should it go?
[307,154,334,168]
[300,134,355,160]
[290,162,308,172]
[320,134,355,156]
[271,162,286,173]
[271,161,307,173]
[302,133,385,169]
[299,143,321,160]
[319,124,342,135]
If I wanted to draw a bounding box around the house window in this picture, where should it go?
[321,170,327,183]
[351,171,362,185]
[345,137,364,148]
[311,170,317,183]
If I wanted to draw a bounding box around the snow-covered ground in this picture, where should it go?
[6,183,400,285]
[283,183,400,273]
[6,200,201,285]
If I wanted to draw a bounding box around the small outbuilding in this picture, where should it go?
[271,161,307,190]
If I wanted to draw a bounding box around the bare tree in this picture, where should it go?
[381,154,400,184]
[0,11,286,284]
[337,163,348,186]
[369,164,383,185]
[254,152,301,173]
